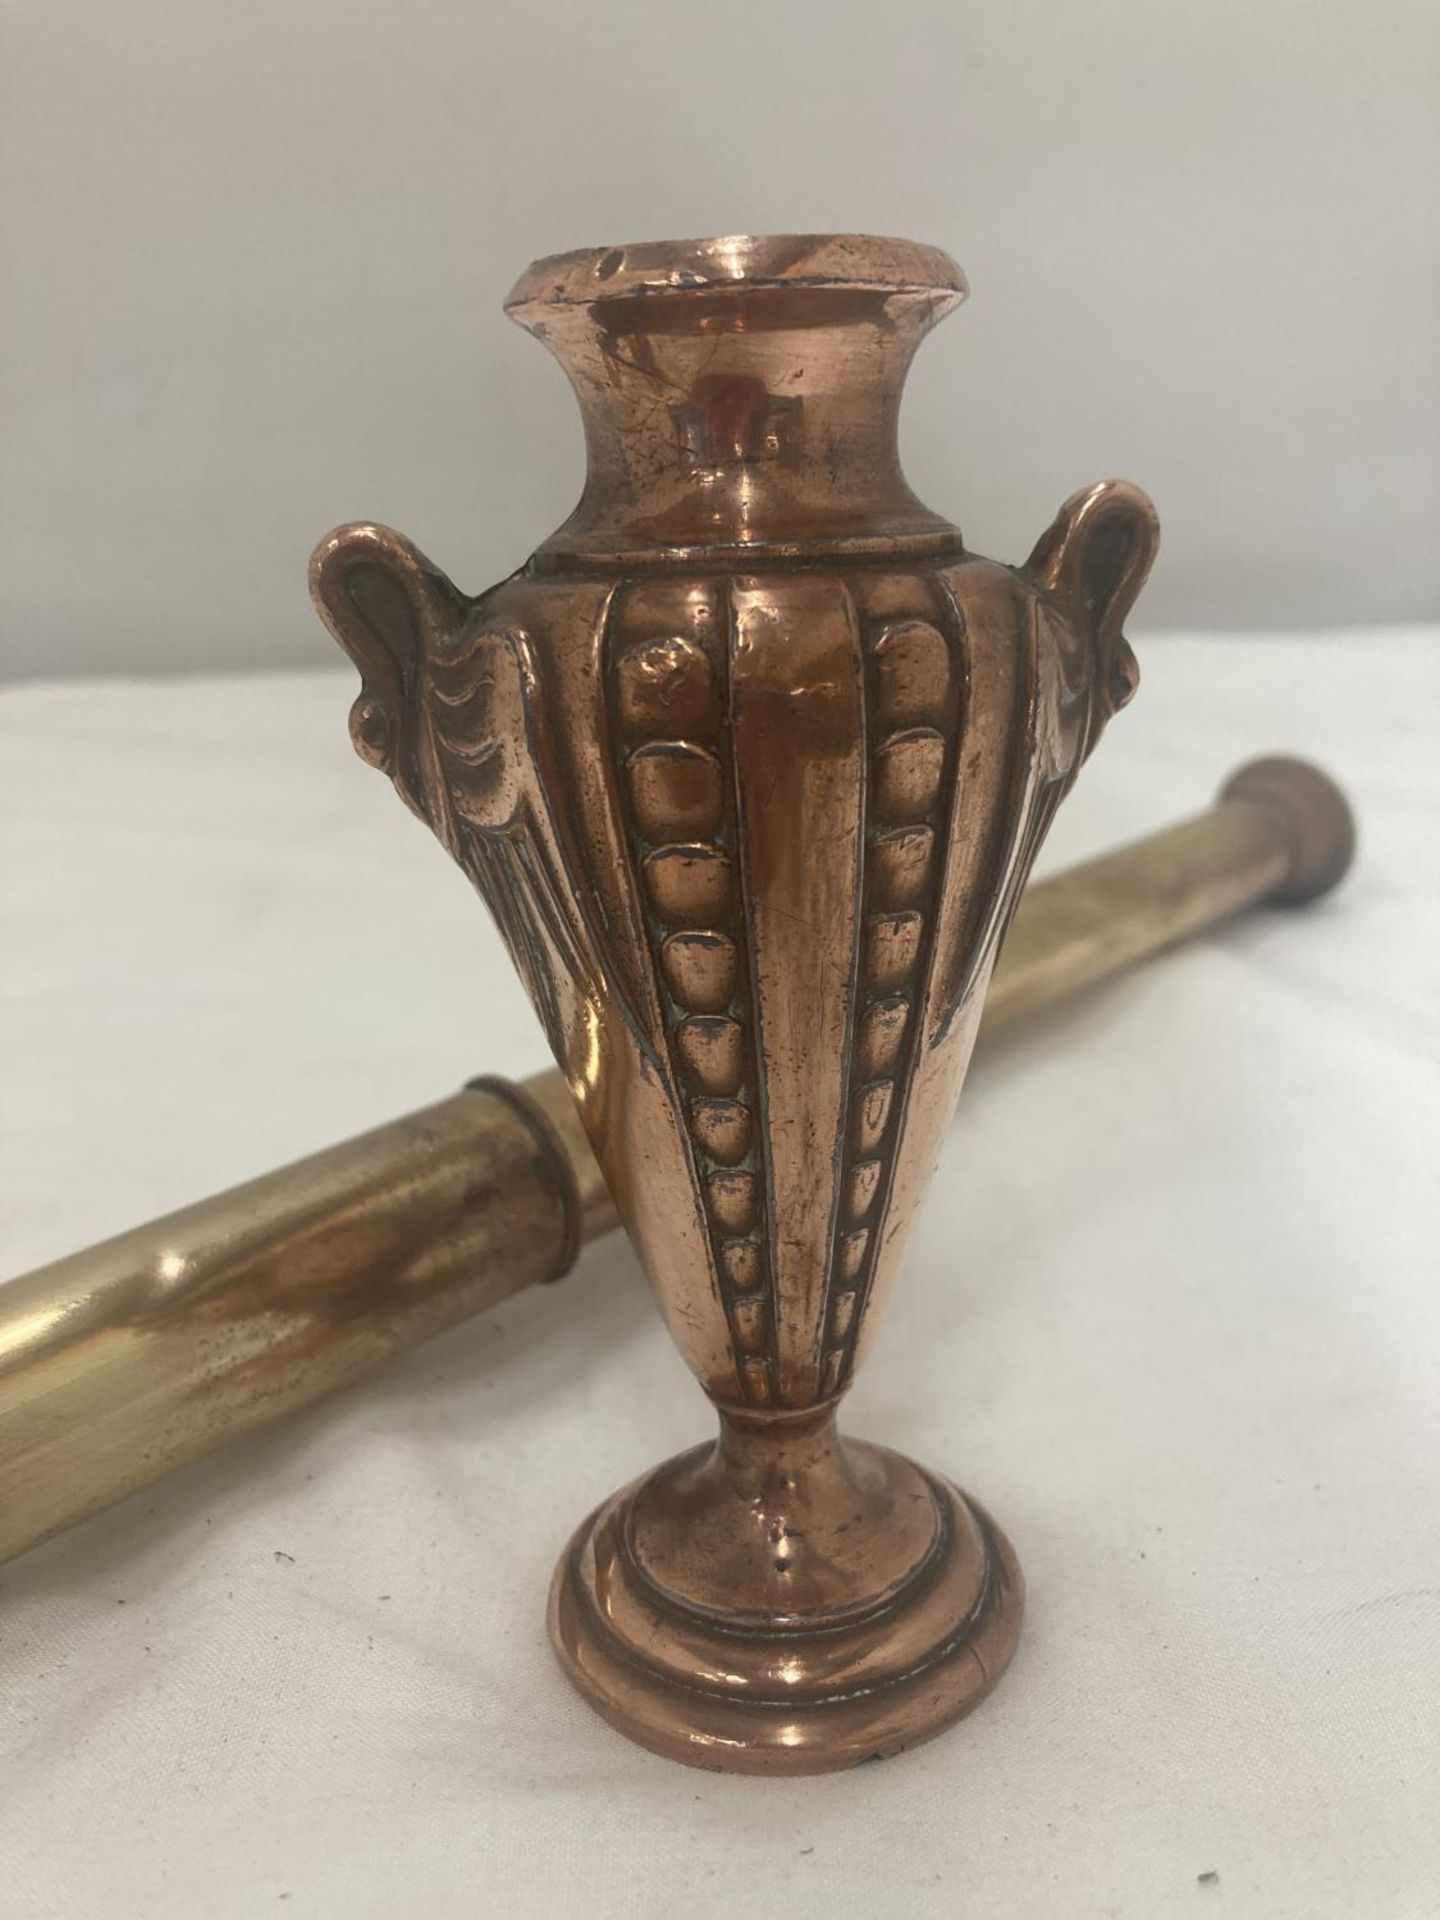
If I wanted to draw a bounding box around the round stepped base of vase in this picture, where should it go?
[547,1414,1024,1775]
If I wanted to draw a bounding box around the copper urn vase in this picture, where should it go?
[313,233,1158,1773]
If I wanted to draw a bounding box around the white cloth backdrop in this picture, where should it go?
[1,632,1436,1919]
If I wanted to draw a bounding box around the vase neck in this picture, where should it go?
[506,235,967,566]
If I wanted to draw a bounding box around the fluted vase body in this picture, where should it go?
[314,234,1157,1772]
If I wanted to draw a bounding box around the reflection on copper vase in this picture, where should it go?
[313,234,1158,1773]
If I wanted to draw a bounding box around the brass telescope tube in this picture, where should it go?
[0,758,1353,1566]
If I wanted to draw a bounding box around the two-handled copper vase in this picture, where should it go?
[312,233,1159,1773]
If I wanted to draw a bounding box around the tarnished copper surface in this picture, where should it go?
[313,231,1162,1771]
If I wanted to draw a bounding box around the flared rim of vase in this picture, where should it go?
[504,232,967,320]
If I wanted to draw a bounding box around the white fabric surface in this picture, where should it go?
[1,632,1436,1919]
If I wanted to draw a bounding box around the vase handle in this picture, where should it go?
[1023,479,1160,736]
[309,521,471,834]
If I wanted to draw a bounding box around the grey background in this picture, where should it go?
[2,0,1436,680]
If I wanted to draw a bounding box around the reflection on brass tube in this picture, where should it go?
[0,1077,607,1566]
[0,758,1353,1567]
[981,755,1355,1035]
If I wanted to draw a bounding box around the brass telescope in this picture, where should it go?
[0,757,1353,1570]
